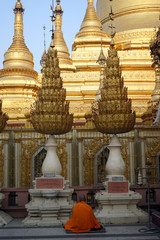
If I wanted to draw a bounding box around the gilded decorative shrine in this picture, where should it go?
[93,40,135,134]
[30,45,73,135]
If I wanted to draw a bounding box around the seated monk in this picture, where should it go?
[65,194,101,233]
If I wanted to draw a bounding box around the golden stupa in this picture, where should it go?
[0,0,38,122]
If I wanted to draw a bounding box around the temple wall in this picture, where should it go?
[0,125,159,188]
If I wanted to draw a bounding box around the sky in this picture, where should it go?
[0,0,97,73]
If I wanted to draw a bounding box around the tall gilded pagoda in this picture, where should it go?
[0,0,38,122]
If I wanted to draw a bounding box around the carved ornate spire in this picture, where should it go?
[31,46,73,134]
[4,0,34,69]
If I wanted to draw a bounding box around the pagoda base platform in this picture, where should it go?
[0,192,12,226]
[23,178,74,226]
[95,180,148,224]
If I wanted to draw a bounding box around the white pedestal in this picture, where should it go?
[24,134,74,226]
[95,135,148,224]
[95,183,148,224]
[23,180,74,226]
[0,192,12,226]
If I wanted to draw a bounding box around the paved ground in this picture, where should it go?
[0,218,160,240]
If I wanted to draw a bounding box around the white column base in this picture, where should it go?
[23,180,73,226]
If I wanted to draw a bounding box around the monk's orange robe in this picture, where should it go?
[65,201,101,233]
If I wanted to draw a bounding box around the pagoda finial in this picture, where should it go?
[40,25,47,66]
[55,0,63,15]
[54,0,63,32]
[97,27,106,66]
[14,0,24,14]
[88,0,94,4]
[108,0,116,47]
[43,25,46,51]
[4,0,33,69]
[50,0,56,40]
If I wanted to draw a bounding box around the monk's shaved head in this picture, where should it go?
[79,194,86,202]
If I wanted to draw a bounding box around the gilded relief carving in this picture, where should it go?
[21,141,39,187]
[56,141,67,179]
[83,136,110,185]
[120,140,130,180]
[145,137,160,183]
[115,30,155,43]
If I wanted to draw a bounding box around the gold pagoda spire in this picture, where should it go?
[3,0,34,69]
[76,0,106,38]
[72,0,110,53]
[54,0,75,71]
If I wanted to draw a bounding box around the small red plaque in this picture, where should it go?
[36,178,64,189]
[108,181,128,193]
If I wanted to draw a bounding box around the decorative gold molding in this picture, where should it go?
[0,68,38,79]
[83,138,103,185]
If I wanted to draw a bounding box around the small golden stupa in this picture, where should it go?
[93,32,136,134]
[30,44,73,135]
